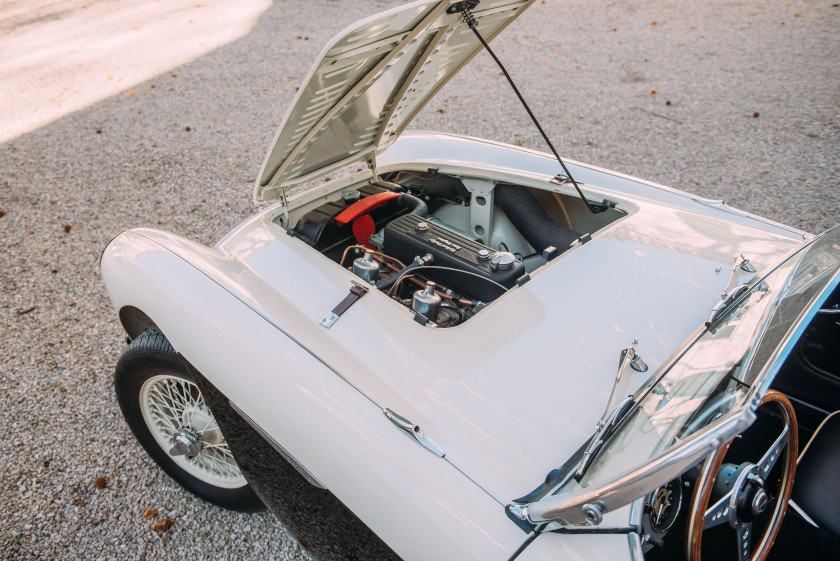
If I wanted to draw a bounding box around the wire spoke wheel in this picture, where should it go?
[140,374,247,489]
[115,327,263,511]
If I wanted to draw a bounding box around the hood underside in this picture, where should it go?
[255,0,534,202]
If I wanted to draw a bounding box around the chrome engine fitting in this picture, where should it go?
[411,281,442,322]
[352,250,381,284]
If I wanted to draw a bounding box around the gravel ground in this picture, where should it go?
[1,1,837,560]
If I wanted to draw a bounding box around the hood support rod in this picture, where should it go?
[450,1,615,214]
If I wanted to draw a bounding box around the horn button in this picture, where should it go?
[737,472,770,522]
[712,463,771,524]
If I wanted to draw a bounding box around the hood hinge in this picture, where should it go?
[367,153,379,184]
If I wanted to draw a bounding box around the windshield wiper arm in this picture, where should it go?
[573,344,648,481]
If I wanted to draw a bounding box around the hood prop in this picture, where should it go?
[449,1,615,215]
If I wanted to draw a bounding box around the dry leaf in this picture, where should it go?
[573,65,581,69]
[650,21,658,25]
[650,90,658,95]
[127,91,137,97]
[170,73,179,78]
[437,109,446,114]
[794,13,804,17]
[143,508,158,520]
[151,519,176,533]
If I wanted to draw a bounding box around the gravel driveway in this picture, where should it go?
[1,1,837,559]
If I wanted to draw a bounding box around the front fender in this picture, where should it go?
[100,229,527,561]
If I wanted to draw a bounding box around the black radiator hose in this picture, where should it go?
[493,184,580,257]
[396,193,428,217]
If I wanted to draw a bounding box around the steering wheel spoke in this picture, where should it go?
[703,491,735,529]
[756,426,789,480]
[736,522,753,561]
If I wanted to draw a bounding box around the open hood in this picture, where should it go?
[255,0,534,202]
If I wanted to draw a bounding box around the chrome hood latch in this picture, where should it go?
[383,408,445,458]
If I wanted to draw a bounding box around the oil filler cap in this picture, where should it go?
[489,251,516,271]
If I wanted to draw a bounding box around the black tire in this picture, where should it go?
[115,326,264,512]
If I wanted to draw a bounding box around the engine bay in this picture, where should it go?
[283,171,625,327]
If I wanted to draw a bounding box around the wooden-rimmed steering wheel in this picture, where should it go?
[686,390,798,561]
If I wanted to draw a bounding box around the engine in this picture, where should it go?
[382,213,525,302]
[288,174,583,328]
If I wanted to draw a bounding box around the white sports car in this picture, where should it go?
[101,1,840,560]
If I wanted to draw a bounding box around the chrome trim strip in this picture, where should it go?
[788,500,820,528]
[229,401,327,490]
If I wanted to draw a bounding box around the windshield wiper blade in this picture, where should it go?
[574,395,635,481]
[706,254,759,327]
[706,282,751,327]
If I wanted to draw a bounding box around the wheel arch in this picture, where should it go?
[119,305,157,340]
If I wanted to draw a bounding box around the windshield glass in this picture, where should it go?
[522,227,840,525]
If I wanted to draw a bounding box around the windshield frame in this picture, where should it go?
[513,226,840,527]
